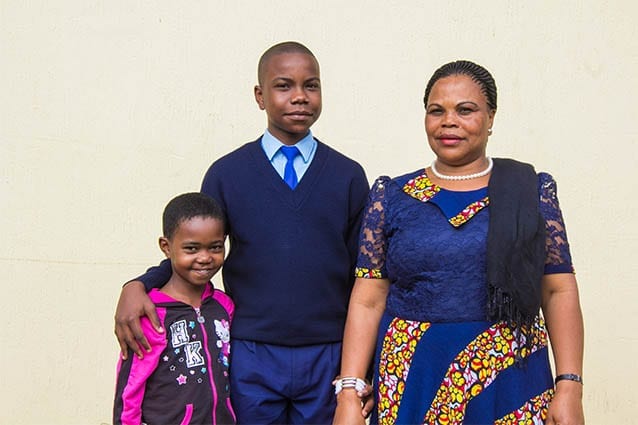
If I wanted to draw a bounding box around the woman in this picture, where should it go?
[333,61,584,425]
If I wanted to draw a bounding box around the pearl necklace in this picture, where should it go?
[430,157,493,181]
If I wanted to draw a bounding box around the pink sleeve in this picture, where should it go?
[114,309,167,425]
[213,289,235,321]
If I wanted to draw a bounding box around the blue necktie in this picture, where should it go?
[280,145,300,189]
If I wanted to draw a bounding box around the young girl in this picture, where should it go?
[113,193,235,425]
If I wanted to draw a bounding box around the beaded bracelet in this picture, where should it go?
[555,373,583,385]
[333,377,367,395]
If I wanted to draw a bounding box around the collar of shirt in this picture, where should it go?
[261,129,317,181]
[261,129,316,164]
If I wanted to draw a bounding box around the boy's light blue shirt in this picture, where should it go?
[260,129,317,182]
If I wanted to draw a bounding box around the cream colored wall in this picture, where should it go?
[1,1,635,423]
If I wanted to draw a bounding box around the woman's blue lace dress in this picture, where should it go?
[356,169,574,425]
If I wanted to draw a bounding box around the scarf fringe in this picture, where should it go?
[488,287,536,365]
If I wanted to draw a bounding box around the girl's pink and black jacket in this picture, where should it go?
[113,285,235,425]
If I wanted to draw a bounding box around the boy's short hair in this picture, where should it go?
[257,41,317,84]
[162,192,226,239]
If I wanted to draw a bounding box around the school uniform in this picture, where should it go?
[138,130,369,423]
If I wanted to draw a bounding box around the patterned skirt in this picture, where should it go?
[371,312,554,425]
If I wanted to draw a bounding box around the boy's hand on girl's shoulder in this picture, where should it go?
[114,280,163,360]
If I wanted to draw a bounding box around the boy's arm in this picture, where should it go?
[134,259,172,291]
[200,160,223,200]
[115,260,172,360]
[113,316,166,425]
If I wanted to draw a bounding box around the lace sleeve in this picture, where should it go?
[355,176,391,279]
[539,172,575,274]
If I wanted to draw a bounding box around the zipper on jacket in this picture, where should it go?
[195,302,221,424]
[194,307,205,324]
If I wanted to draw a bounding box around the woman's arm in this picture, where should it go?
[333,277,390,425]
[541,273,585,425]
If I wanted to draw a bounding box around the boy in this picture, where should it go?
[113,193,235,425]
[114,41,370,424]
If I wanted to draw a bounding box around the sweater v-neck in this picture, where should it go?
[248,138,328,209]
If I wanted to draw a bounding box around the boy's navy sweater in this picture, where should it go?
[139,138,369,346]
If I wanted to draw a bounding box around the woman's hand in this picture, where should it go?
[114,281,162,359]
[333,391,368,425]
[545,381,584,425]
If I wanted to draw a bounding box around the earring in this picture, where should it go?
[487,128,493,135]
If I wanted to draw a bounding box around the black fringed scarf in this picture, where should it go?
[486,159,546,360]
